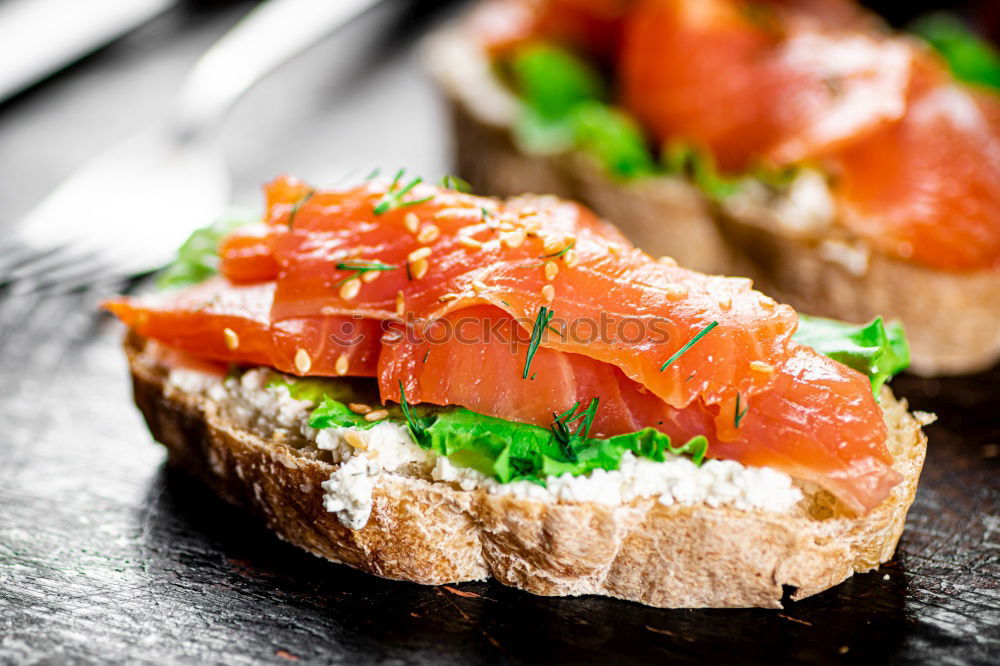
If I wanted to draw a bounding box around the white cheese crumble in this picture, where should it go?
[432,452,801,512]
[166,367,804,530]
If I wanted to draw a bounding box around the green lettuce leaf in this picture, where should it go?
[911,13,1000,91]
[308,391,708,486]
[509,43,604,121]
[509,44,656,179]
[156,210,257,289]
[570,102,657,179]
[794,314,910,394]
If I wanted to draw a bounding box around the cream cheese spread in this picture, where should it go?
[167,367,804,529]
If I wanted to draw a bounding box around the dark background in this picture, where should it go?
[0,1,998,664]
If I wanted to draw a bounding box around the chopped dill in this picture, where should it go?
[659,321,719,371]
[523,305,554,379]
[373,169,433,215]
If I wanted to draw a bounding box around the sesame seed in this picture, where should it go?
[750,361,774,374]
[295,348,312,374]
[439,293,460,302]
[607,242,623,256]
[223,328,240,350]
[410,258,429,280]
[501,228,526,248]
[562,249,579,267]
[457,235,483,249]
[365,409,389,422]
[361,270,381,283]
[658,256,678,267]
[542,238,564,256]
[541,284,555,302]
[339,278,361,300]
[404,212,420,234]
[760,299,776,311]
[544,261,558,281]
[407,247,432,263]
[417,224,440,244]
[472,280,488,293]
[718,296,733,310]
[335,353,349,376]
[344,431,368,450]
[365,450,380,459]
[395,290,405,316]
[664,284,688,300]
[520,215,543,234]
[349,403,372,414]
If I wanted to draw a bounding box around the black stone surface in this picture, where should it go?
[1,1,998,664]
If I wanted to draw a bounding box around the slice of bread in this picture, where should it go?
[125,332,928,609]
[425,28,1000,376]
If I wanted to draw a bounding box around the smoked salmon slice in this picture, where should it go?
[831,84,1000,271]
[619,0,916,171]
[106,176,897,513]
[106,278,382,377]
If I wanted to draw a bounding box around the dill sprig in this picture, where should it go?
[659,321,719,371]
[287,189,315,228]
[398,381,429,447]
[734,393,749,428]
[549,398,600,462]
[522,305,554,379]
[333,260,397,286]
[373,169,433,215]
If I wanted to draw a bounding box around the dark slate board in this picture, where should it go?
[1,1,999,664]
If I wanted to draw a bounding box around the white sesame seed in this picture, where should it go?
[339,278,361,300]
[344,430,368,450]
[439,293,460,302]
[544,261,558,281]
[541,284,555,302]
[750,361,774,374]
[458,235,483,249]
[404,212,420,234]
[562,249,579,267]
[760,299,776,311]
[410,258,429,280]
[295,348,312,374]
[395,290,405,316]
[349,403,372,414]
[407,247,432,263]
[361,270,381,283]
[501,228,526,248]
[417,224,440,244]
[223,328,239,350]
[607,242,623,256]
[334,353,349,376]
[658,256,678,267]
[364,409,389,422]
[542,238,564,256]
[718,296,733,310]
[472,280,488,293]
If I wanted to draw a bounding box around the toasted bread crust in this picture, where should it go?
[426,28,1000,376]
[126,334,927,608]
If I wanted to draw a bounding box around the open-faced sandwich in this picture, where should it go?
[426,0,1000,376]
[105,174,929,608]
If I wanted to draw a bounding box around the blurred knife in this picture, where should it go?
[0,0,177,104]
